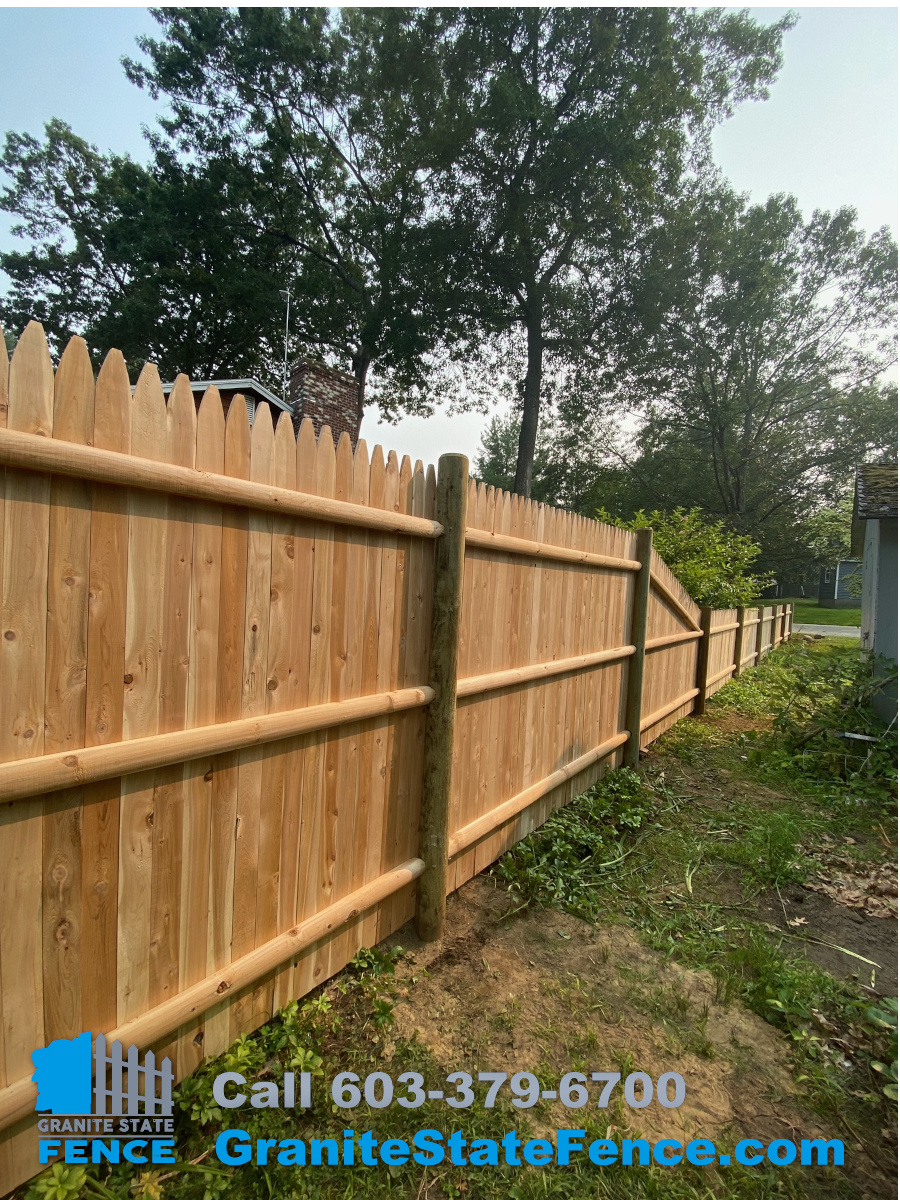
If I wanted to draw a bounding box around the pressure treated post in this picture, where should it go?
[733,606,746,677]
[693,606,713,716]
[416,453,468,942]
[624,528,653,767]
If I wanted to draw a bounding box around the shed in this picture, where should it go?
[851,463,898,720]
[158,378,293,427]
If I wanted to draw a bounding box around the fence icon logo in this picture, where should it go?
[32,1033,173,1122]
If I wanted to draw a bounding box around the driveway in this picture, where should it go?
[794,623,860,639]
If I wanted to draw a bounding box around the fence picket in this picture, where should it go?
[231,403,275,1039]
[0,322,54,1081]
[254,411,296,1025]
[42,337,94,1043]
[0,323,796,1194]
[205,396,250,1057]
[178,385,225,1072]
[118,363,167,1027]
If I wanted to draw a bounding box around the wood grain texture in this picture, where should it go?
[82,349,130,1037]
[42,336,94,1043]
[0,322,54,1080]
[0,320,784,1195]
[118,362,166,1027]
[178,386,224,1071]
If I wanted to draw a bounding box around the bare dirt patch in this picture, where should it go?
[759,885,898,997]
[387,879,831,1150]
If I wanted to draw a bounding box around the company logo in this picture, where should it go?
[33,1033,174,1140]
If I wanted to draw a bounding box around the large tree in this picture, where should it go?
[125,6,471,421]
[437,6,793,495]
[616,185,897,568]
[0,120,295,379]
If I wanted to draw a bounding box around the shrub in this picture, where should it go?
[597,506,772,607]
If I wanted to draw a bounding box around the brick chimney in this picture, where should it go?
[289,359,361,444]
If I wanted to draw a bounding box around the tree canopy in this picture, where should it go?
[0,120,292,378]
[2,6,793,470]
[432,6,793,495]
[476,179,897,575]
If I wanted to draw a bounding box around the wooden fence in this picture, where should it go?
[0,325,790,1192]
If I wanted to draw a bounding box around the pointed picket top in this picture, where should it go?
[353,438,370,506]
[196,387,225,474]
[369,444,386,510]
[398,454,413,512]
[273,411,296,491]
[130,362,167,460]
[0,320,9,426]
[224,387,251,480]
[335,431,353,503]
[425,463,436,519]
[53,335,94,445]
[8,320,54,435]
[315,424,336,498]
[249,396,274,485]
[167,374,197,469]
[92,350,131,453]
[385,449,399,512]
[296,417,317,492]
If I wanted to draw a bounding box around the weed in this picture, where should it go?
[492,768,657,919]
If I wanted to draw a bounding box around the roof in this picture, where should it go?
[851,464,897,555]
[854,464,898,521]
[159,378,292,414]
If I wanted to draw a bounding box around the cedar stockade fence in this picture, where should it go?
[0,325,792,1191]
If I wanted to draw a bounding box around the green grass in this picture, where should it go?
[778,597,861,626]
[22,953,855,1200]
[493,639,897,1132]
[22,640,895,1200]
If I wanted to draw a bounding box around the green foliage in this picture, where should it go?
[28,1166,88,1200]
[801,499,855,568]
[492,768,656,920]
[0,121,293,381]
[865,997,898,1102]
[724,811,805,887]
[754,644,898,803]
[598,505,771,606]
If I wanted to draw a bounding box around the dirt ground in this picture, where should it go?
[759,884,898,997]
[384,877,897,1200]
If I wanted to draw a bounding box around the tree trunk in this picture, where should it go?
[513,316,543,498]
[351,350,371,439]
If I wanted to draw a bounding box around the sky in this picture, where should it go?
[0,5,896,470]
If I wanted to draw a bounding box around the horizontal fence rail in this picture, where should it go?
[0,425,442,539]
[0,322,792,1193]
[0,687,434,804]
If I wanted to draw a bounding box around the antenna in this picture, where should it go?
[280,287,292,408]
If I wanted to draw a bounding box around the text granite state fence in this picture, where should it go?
[0,325,790,1192]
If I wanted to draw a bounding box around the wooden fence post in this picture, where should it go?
[624,528,653,767]
[755,605,766,663]
[733,607,746,677]
[416,453,468,942]
[693,606,713,716]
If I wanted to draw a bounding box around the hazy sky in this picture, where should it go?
[0,5,896,468]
